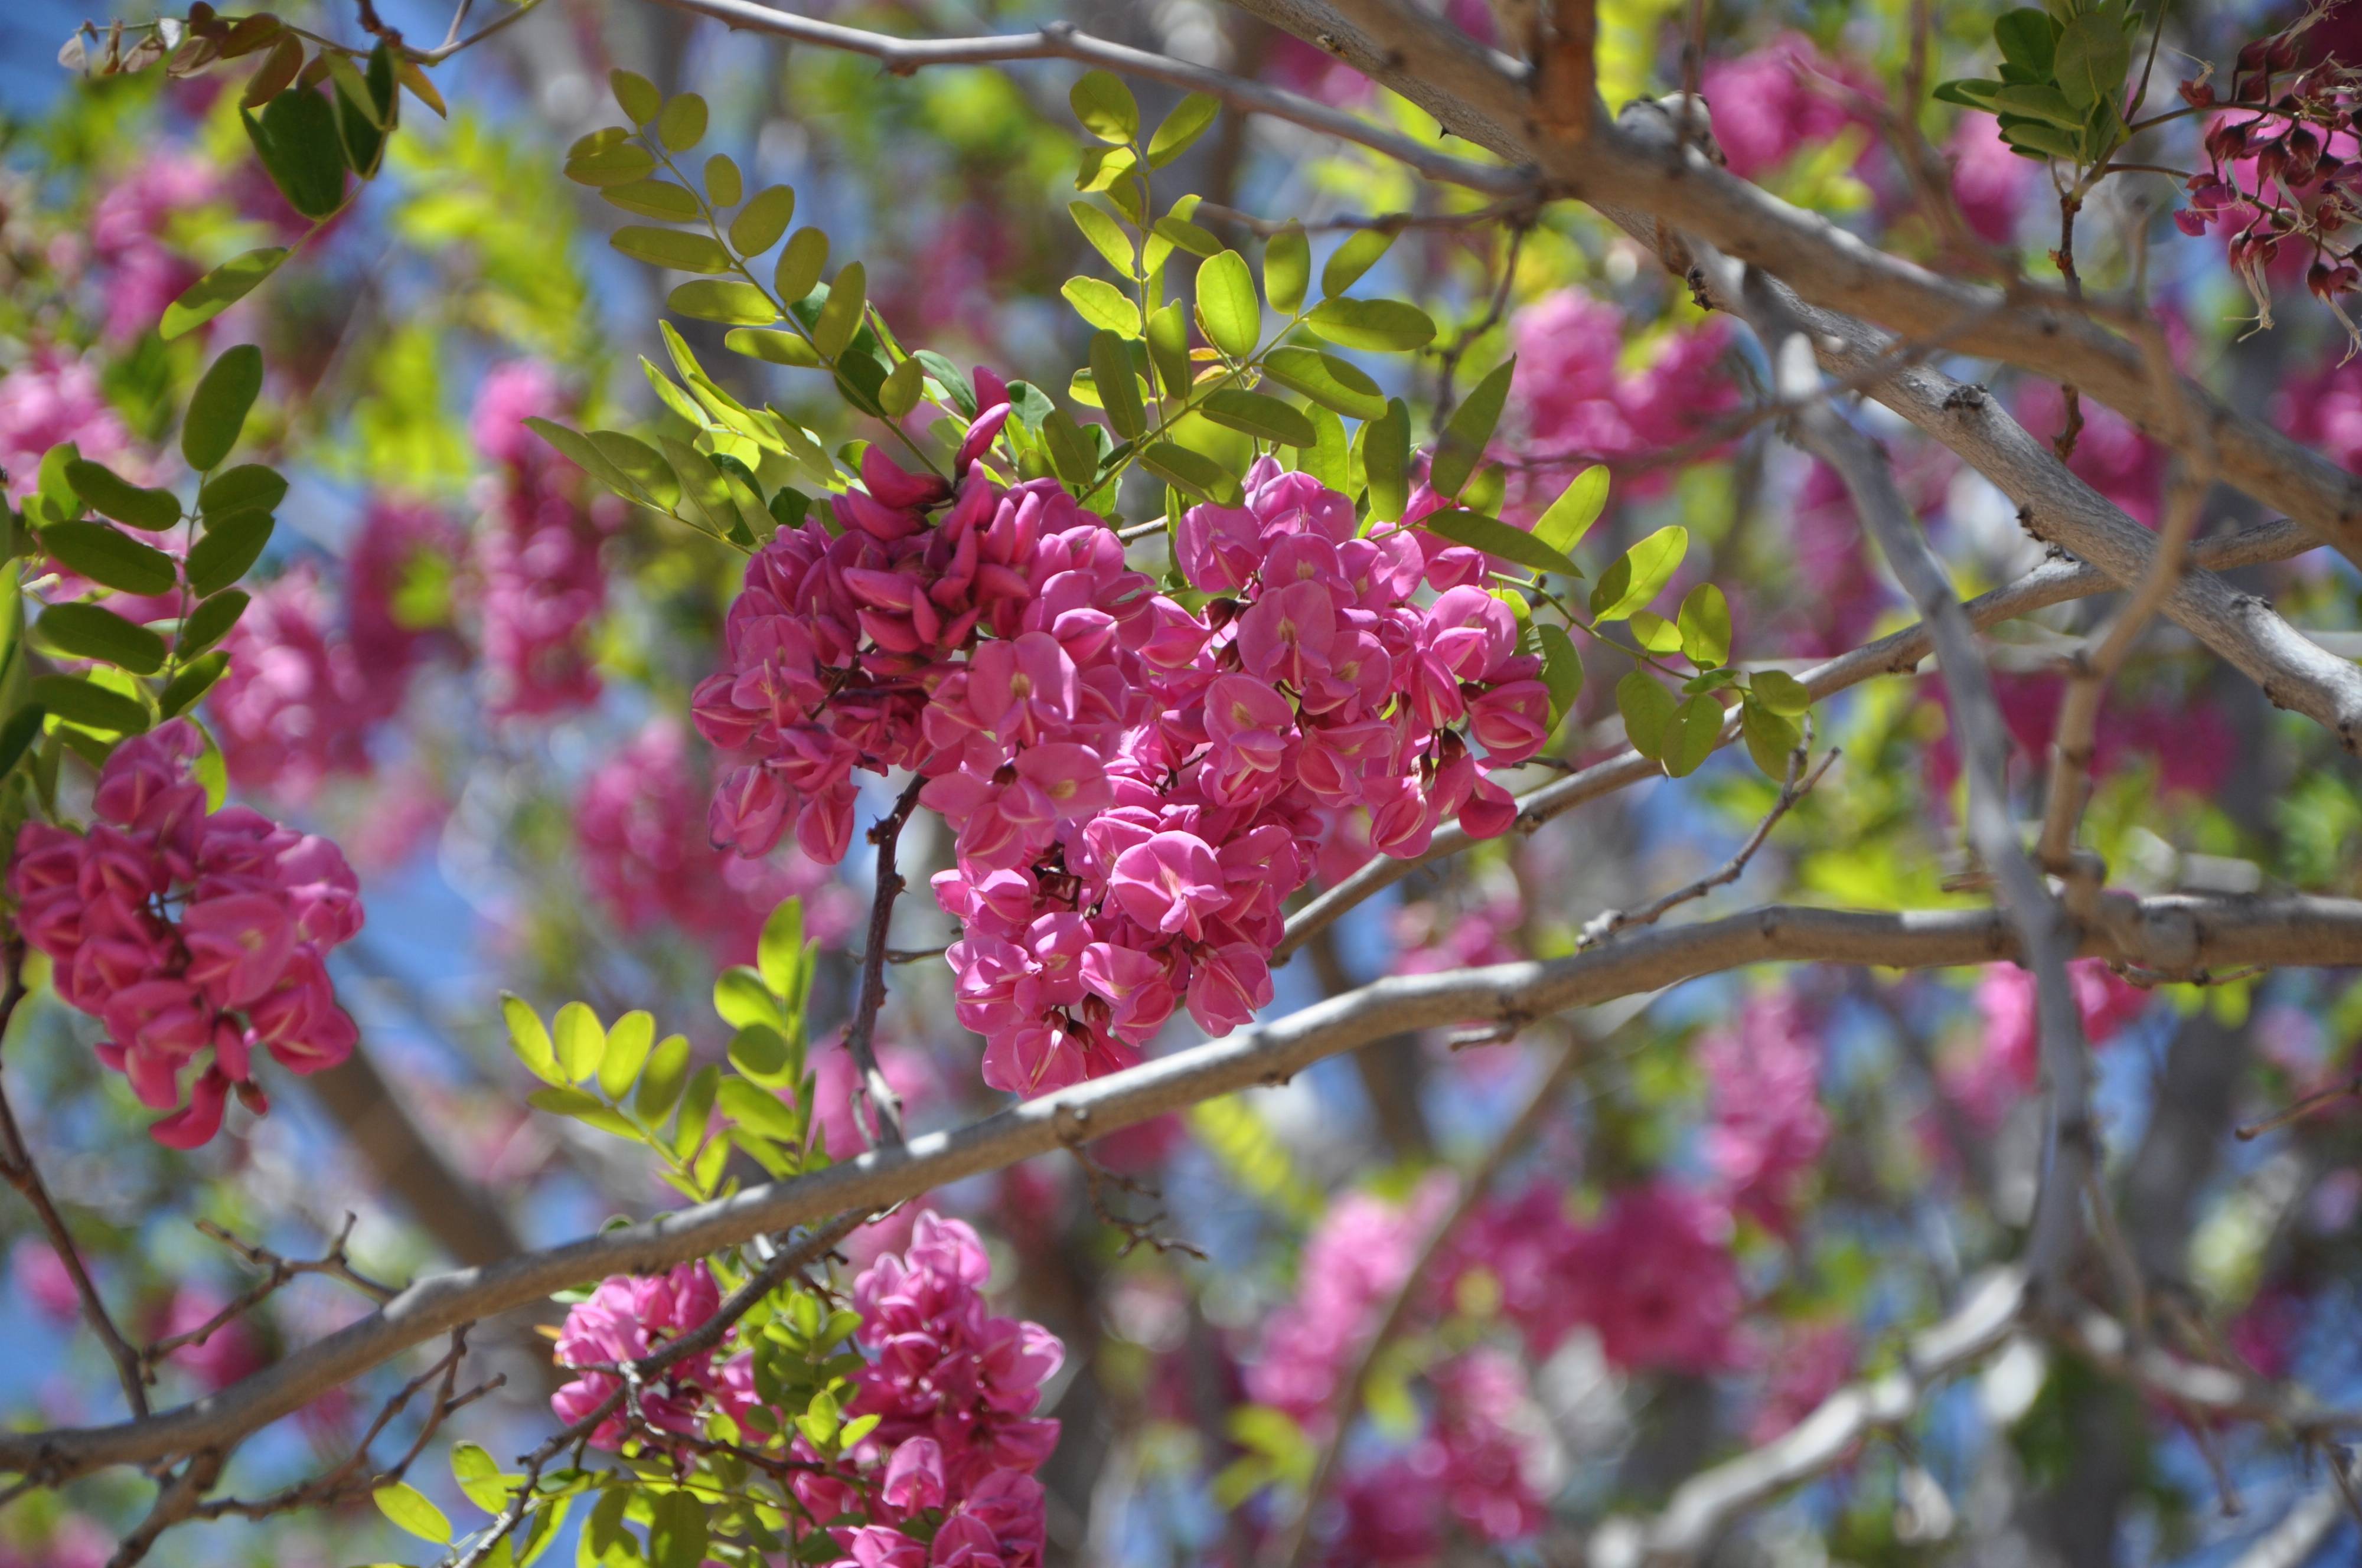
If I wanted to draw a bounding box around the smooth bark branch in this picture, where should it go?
[1275,517,2317,964]
[5,891,2361,1484]
[636,0,1533,194]
[1742,268,2092,1295]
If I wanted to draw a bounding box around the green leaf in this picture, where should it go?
[0,706,47,781]
[1676,582,1731,668]
[1263,223,1310,315]
[1741,697,1802,777]
[450,1441,514,1514]
[669,280,779,325]
[1075,142,1138,194]
[182,344,265,472]
[1662,694,1725,776]
[1303,405,1350,491]
[1063,276,1141,339]
[527,1087,639,1139]
[728,1023,792,1089]
[1419,508,1580,577]
[1363,397,1410,523]
[704,153,742,208]
[611,67,661,123]
[1749,668,1812,716]
[1040,409,1100,488]
[178,589,249,658]
[198,464,288,518]
[1990,83,2083,128]
[677,1064,721,1160]
[36,603,166,674]
[1320,228,1395,298]
[158,651,227,718]
[1090,331,1146,440]
[612,226,737,273]
[162,247,290,341]
[186,511,274,597]
[1151,214,1222,260]
[1140,442,1243,506]
[1068,201,1136,277]
[1932,77,2008,109]
[877,356,924,419]
[1200,388,1313,446]
[599,1010,657,1100]
[1588,525,1688,621]
[2053,11,2129,109]
[1196,251,1261,360]
[1069,70,1139,143]
[503,995,563,1086]
[1304,298,1434,352]
[563,141,656,187]
[637,1034,693,1121]
[1146,301,1192,398]
[1993,8,2058,76]
[602,178,702,221]
[325,50,389,173]
[1534,464,1609,555]
[1538,623,1583,726]
[243,88,346,218]
[715,965,785,1031]
[374,1482,451,1545]
[657,92,709,152]
[719,1077,802,1142]
[1628,609,1683,654]
[1146,93,1219,165]
[725,328,823,368]
[31,674,148,736]
[775,226,830,305]
[1616,670,1676,760]
[193,726,228,810]
[37,522,177,597]
[64,462,179,532]
[1432,357,1513,498]
[1259,348,1384,420]
[553,1000,605,1083]
[813,264,867,358]
[2000,119,2083,160]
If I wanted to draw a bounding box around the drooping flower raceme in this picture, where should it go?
[551,1262,750,1450]
[694,377,1542,1096]
[1698,990,1829,1232]
[6,721,364,1146]
[472,362,613,718]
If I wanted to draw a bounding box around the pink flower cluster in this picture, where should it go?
[210,564,413,801]
[7,721,364,1146]
[1699,34,1880,181]
[552,1218,1061,1566]
[1947,958,2150,1126]
[87,152,220,344]
[0,349,139,505]
[1246,1180,1452,1426]
[472,362,612,718]
[1699,990,1829,1232]
[552,1262,748,1449]
[694,377,1544,1095]
[1326,1348,1548,1566]
[1506,288,1736,492]
[576,717,851,964]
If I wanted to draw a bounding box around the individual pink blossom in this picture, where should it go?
[6,721,364,1146]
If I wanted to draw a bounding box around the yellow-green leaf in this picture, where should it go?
[1589,525,1688,621]
[1062,276,1141,338]
[1195,250,1260,360]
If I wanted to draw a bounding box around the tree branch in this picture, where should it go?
[4,892,2359,1485]
[844,776,926,1149]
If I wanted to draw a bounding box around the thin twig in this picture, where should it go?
[144,1217,397,1374]
[1192,195,1541,236]
[2237,1074,2362,1141]
[1061,1124,1205,1259]
[845,776,927,1149]
[1577,745,1838,949]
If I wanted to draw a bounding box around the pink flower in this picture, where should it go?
[550,1262,741,1451]
[1108,832,1226,939]
[1699,991,1829,1231]
[1565,1183,1743,1374]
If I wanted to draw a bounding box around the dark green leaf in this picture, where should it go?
[1992,9,2058,76]
[612,226,736,273]
[1432,357,1514,498]
[31,674,149,735]
[657,92,708,152]
[1320,229,1394,298]
[186,511,273,597]
[2053,11,2129,109]
[1263,223,1310,315]
[1932,77,2008,108]
[1363,397,1410,523]
[611,67,661,123]
[1616,670,1676,760]
[1588,525,1688,620]
[1041,409,1100,488]
[775,227,829,305]
[647,1491,708,1568]
[1145,93,1219,166]
[812,264,866,358]
[161,248,289,341]
[65,461,178,532]
[1991,83,2083,127]
[1999,119,2083,159]
[0,705,45,779]
[1196,251,1261,360]
[602,178,702,221]
[1260,348,1385,420]
[1069,70,1139,143]
[38,522,177,597]
[157,651,228,718]
[1537,623,1583,726]
[198,464,288,518]
[36,603,166,674]
[1200,388,1313,446]
[1420,508,1581,577]
[1304,298,1434,352]
[1534,464,1609,554]
[182,344,265,472]
[178,589,249,658]
[731,185,795,254]
[1090,331,1146,440]
[1140,442,1242,506]
[670,280,779,325]
[1662,694,1724,776]
[243,88,346,218]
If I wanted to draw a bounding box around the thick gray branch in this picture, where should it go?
[6,893,2360,1484]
